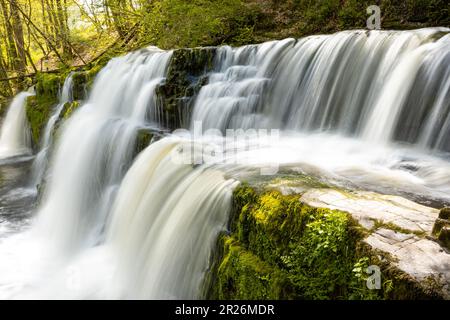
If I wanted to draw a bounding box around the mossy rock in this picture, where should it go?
[134,129,154,157]
[35,72,65,98]
[438,227,450,250]
[157,47,216,129]
[433,208,450,250]
[206,183,396,300]
[71,65,103,100]
[215,236,295,299]
[25,72,68,147]
[62,101,80,120]
[439,207,450,220]
[26,94,58,149]
[207,182,450,300]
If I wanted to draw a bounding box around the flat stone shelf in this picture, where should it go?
[300,188,450,299]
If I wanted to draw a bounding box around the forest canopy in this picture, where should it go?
[0,0,448,99]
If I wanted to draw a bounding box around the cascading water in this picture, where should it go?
[106,138,238,298]
[191,28,450,150]
[33,48,172,257]
[0,91,34,159]
[30,74,74,188]
[100,29,450,298]
[0,28,449,299]
[189,27,450,201]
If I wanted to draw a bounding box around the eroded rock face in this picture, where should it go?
[301,188,450,299]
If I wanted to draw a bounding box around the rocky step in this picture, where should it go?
[301,188,450,299]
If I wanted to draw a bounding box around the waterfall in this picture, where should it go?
[30,74,74,188]
[191,28,450,151]
[0,91,34,159]
[0,28,450,300]
[34,48,172,256]
[107,138,237,298]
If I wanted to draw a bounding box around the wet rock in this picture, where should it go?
[157,47,216,129]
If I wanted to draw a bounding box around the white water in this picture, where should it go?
[0,91,34,159]
[0,29,449,299]
[107,138,238,298]
[191,29,450,150]
[34,48,172,257]
[30,74,74,188]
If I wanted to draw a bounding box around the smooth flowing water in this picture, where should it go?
[0,28,449,299]
[0,91,34,159]
[30,74,74,188]
[34,48,173,257]
[191,28,450,150]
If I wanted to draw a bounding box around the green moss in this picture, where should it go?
[157,48,216,129]
[236,190,309,266]
[35,72,66,98]
[24,61,104,147]
[207,183,401,300]
[26,72,69,147]
[439,207,450,220]
[71,64,103,100]
[62,101,80,120]
[0,96,9,119]
[139,0,258,49]
[26,94,58,148]
[134,129,154,157]
[372,220,427,238]
[268,174,330,190]
[215,236,294,299]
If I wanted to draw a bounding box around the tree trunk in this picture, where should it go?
[54,0,72,57]
[105,0,129,37]
[9,0,27,76]
[0,0,19,70]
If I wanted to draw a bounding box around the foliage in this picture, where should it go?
[280,208,356,299]
[209,184,393,299]
[26,94,58,147]
[216,236,294,299]
[139,0,258,49]
[0,0,448,98]
[249,0,449,41]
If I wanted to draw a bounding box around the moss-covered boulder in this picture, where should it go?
[134,129,154,157]
[71,65,103,101]
[214,236,294,299]
[25,73,65,148]
[433,208,450,250]
[206,180,450,300]
[206,184,388,299]
[157,47,216,129]
[25,64,101,148]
